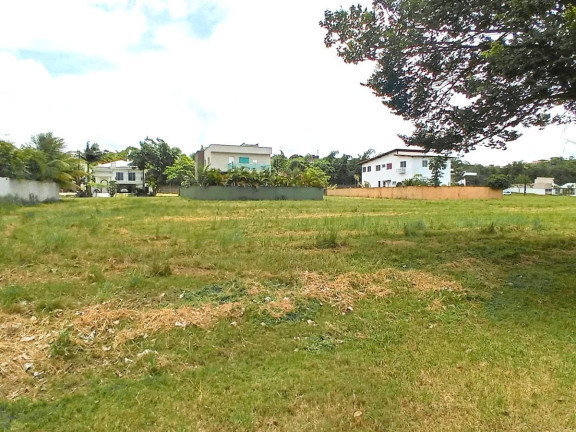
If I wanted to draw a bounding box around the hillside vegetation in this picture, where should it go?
[1,195,575,431]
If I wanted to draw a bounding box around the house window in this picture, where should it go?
[375,165,381,171]
[400,161,407,168]
[422,160,428,168]
[115,172,124,181]
[128,172,136,181]
[239,157,249,164]
[386,163,392,170]
[362,167,367,172]
[367,166,372,172]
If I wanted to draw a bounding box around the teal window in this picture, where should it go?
[239,157,249,163]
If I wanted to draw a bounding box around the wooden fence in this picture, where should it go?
[327,186,501,200]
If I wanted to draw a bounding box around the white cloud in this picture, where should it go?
[0,0,573,165]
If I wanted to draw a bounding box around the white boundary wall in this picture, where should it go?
[0,177,60,202]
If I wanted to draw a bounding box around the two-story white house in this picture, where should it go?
[92,160,144,193]
[361,148,452,187]
[195,143,272,173]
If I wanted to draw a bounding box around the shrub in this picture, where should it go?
[487,174,512,190]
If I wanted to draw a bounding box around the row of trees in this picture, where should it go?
[0,133,84,189]
[453,157,576,187]
[2,133,575,192]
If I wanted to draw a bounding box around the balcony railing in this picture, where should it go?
[396,168,406,174]
[227,162,271,171]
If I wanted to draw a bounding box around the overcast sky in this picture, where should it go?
[1,0,575,166]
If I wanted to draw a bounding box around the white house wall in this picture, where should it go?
[92,161,144,193]
[204,150,271,172]
[361,154,451,187]
[203,145,272,172]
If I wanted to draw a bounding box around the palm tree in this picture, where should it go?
[78,142,104,195]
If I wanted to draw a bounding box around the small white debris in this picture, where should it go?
[175,321,187,328]
[23,363,34,372]
[306,320,315,326]
[345,306,354,314]
[260,322,267,327]
[20,336,35,342]
[179,293,185,299]
[137,349,157,358]
[113,320,120,325]
[230,321,238,327]
[30,316,38,323]
[264,297,271,302]
[124,357,133,364]
[102,346,111,352]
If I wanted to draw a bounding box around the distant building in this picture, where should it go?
[533,177,555,195]
[195,143,272,173]
[92,160,144,193]
[360,148,452,187]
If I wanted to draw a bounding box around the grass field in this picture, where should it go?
[1,195,575,431]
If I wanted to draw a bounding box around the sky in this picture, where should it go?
[1,0,575,166]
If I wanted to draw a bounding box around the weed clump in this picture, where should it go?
[51,329,77,359]
[315,229,345,248]
[403,220,427,236]
[148,262,172,277]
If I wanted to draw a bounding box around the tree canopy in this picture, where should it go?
[129,137,182,193]
[320,0,576,153]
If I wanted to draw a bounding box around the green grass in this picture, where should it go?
[1,195,576,431]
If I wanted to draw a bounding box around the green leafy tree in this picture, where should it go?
[487,174,512,190]
[22,133,79,189]
[298,166,330,188]
[164,154,195,186]
[0,140,25,178]
[78,142,104,195]
[130,138,182,194]
[428,156,448,186]
[321,0,576,153]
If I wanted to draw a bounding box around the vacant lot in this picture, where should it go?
[1,195,575,431]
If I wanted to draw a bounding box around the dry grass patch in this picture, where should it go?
[300,270,461,311]
[0,301,243,399]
